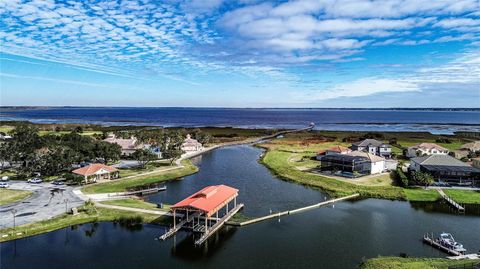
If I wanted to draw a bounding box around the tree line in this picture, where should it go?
[0,125,213,177]
[0,124,122,178]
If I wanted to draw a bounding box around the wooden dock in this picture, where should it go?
[437,189,465,212]
[230,194,359,226]
[195,204,244,245]
[423,234,466,256]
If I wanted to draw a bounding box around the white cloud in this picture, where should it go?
[295,50,480,102]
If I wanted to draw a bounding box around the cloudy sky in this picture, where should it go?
[1,0,479,107]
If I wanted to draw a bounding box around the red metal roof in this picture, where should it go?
[171,185,238,216]
[72,163,118,176]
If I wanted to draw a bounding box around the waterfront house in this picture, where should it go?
[316,145,352,160]
[318,150,385,177]
[351,139,392,158]
[453,141,480,159]
[72,163,119,183]
[104,134,143,156]
[409,155,480,186]
[181,134,203,153]
[406,143,449,158]
[461,141,480,152]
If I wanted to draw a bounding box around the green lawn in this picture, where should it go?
[260,148,405,200]
[404,188,441,202]
[102,198,170,211]
[360,257,479,269]
[82,160,198,194]
[119,161,173,178]
[260,147,480,204]
[0,189,32,205]
[0,206,168,242]
[444,189,480,204]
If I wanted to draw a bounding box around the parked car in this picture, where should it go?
[27,178,43,184]
[32,172,41,177]
[1,176,8,181]
[52,178,66,185]
[0,182,9,188]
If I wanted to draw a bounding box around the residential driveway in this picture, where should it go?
[0,181,84,229]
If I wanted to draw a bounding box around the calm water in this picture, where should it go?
[2,107,480,134]
[2,145,479,269]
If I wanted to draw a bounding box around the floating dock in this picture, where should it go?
[423,234,466,256]
[230,193,359,226]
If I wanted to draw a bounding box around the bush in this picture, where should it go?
[114,216,144,229]
[392,168,409,187]
[435,138,452,144]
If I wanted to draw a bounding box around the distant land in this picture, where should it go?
[1,106,479,112]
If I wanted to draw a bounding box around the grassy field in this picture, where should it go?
[118,161,173,178]
[258,131,480,204]
[444,189,480,204]
[360,257,479,269]
[101,198,170,211]
[404,188,441,202]
[0,189,32,205]
[82,159,198,194]
[260,149,405,199]
[0,206,168,242]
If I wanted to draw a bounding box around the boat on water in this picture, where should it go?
[438,233,467,253]
[423,232,468,256]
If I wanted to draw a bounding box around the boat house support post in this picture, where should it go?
[173,209,176,229]
[204,213,208,234]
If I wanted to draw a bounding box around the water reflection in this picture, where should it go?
[410,201,480,216]
[171,227,238,261]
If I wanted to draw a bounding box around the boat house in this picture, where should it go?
[159,184,243,245]
[72,163,119,183]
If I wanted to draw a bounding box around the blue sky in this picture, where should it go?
[0,0,479,107]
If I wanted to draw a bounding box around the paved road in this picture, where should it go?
[0,181,84,229]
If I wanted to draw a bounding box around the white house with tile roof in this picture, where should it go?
[406,143,449,158]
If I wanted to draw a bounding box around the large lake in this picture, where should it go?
[2,145,479,269]
[1,107,479,134]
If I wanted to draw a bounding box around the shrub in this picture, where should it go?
[392,168,409,187]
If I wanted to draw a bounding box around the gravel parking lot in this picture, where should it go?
[0,181,84,229]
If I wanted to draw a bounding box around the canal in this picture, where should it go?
[2,145,479,269]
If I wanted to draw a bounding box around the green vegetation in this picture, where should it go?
[0,124,122,178]
[261,149,405,199]
[228,212,253,224]
[360,257,479,269]
[259,131,480,204]
[0,203,168,242]
[118,161,172,178]
[101,198,170,211]
[82,159,198,194]
[0,189,32,205]
[403,188,441,202]
[444,189,480,204]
